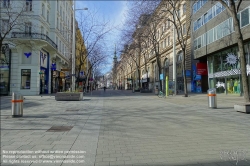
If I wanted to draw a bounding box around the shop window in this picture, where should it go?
[21,69,31,89]
[207,56,213,74]
[227,76,241,94]
[214,54,222,72]
[215,78,225,94]
[241,8,249,27]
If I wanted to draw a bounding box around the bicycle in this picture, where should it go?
[158,91,166,98]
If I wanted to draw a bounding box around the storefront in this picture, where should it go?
[40,51,49,94]
[0,44,11,95]
[207,43,250,95]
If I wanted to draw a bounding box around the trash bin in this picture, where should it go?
[207,88,217,108]
[11,92,23,117]
[155,85,159,95]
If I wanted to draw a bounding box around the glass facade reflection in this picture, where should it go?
[208,43,250,95]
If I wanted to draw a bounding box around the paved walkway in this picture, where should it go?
[1,90,250,166]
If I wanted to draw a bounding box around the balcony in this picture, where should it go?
[11,32,57,50]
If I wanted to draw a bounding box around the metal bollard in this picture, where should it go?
[207,88,217,108]
[11,92,23,117]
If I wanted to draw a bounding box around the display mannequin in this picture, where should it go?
[234,79,238,93]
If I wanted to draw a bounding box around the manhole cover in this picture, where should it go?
[66,109,79,111]
[47,126,73,132]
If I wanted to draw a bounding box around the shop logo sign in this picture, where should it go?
[24,52,31,58]
[41,54,46,64]
[225,53,238,65]
[216,81,225,89]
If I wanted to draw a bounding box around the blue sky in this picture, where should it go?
[75,1,129,74]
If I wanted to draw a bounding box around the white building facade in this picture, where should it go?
[1,0,73,95]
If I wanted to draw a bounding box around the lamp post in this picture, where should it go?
[72,0,88,91]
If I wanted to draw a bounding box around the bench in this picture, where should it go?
[234,104,250,114]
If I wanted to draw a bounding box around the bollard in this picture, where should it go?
[207,88,217,108]
[11,92,23,117]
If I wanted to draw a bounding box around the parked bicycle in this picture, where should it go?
[158,91,166,98]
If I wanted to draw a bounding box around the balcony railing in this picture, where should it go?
[11,32,58,50]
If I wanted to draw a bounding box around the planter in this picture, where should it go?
[234,104,250,114]
[55,92,83,101]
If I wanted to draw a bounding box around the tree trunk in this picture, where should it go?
[232,9,250,102]
[182,49,188,97]
[156,56,162,91]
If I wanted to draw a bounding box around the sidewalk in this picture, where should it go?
[1,90,250,166]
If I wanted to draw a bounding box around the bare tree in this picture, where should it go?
[215,0,249,101]
[76,10,112,90]
[0,1,34,51]
[160,0,192,97]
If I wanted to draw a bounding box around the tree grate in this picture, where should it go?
[47,126,73,132]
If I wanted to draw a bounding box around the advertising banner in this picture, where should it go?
[196,63,207,75]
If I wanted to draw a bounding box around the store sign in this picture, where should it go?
[185,70,191,77]
[24,52,31,58]
[40,52,47,68]
[225,53,238,65]
[51,63,56,71]
[196,63,207,75]
[160,74,163,80]
[247,64,250,76]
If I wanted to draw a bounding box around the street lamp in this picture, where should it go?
[161,9,177,95]
[72,1,88,91]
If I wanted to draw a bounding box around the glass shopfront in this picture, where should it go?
[208,43,250,95]
[0,45,11,95]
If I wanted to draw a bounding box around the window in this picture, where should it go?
[193,3,197,14]
[194,21,197,31]
[197,18,201,29]
[194,39,197,50]
[41,26,44,34]
[207,9,212,21]
[207,29,213,44]
[241,8,249,27]
[25,22,32,33]
[3,0,10,8]
[183,23,186,34]
[204,13,208,24]
[164,39,166,48]
[197,37,201,48]
[26,0,32,11]
[177,9,180,18]
[183,3,186,14]
[216,3,222,15]
[197,1,201,11]
[168,36,170,45]
[1,20,9,33]
[47,10,49,22]
[42,4,45,17]
[217,24,222,39]
[222,20,230,37]
[21,69,31,89]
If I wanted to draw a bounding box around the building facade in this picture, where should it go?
[115,0,193,94]
[1,0,73,95]
[192,0,250,95]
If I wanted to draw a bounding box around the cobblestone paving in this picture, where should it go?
[1,90,250,166]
